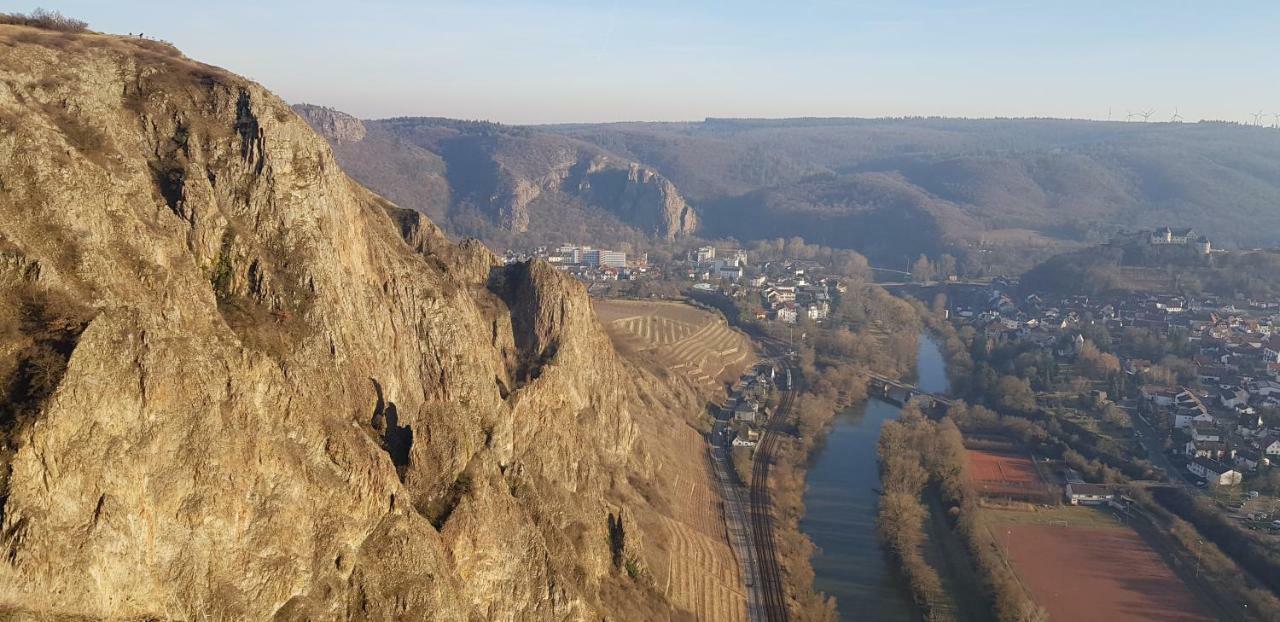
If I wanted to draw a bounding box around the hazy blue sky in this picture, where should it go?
[28,1,1280,124]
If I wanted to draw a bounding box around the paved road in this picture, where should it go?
[709,428,766,622]
[1130,407,1205,496]
[710,322,794,621]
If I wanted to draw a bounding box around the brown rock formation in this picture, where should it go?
[0,26,723,620]
[295,112,699,241]
[293,104,368,143]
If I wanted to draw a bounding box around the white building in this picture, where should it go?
[718,264,743,281]
[805,302,829,321]
[1188,458,1243,487]
[1066,483,1114,505]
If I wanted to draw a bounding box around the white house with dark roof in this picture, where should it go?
[1188,457,1243,487]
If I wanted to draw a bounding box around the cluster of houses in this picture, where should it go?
[723,363,785,448]
[946,279,1280,488]
[683,248,843,324]
[742,260,840,324]
[759,277,835,324]
[687,245,748,282]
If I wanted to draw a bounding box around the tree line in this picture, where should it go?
[878,404,1047,622]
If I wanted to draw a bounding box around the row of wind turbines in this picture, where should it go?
[1108,107,1280,127]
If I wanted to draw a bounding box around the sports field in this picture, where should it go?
[966,449,1056,501]
[995,519,1212,622]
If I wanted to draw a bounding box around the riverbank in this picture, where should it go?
[789,336,950,621]
[699,283,924,620]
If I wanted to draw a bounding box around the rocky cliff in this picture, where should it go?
[293,104,367,143]
[0,26,727,620]
[296,112,699,241]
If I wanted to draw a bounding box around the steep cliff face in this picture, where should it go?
[293,104,367,143]
[0,26,720,620]
[481,145,698,239]
[296,112,699,241]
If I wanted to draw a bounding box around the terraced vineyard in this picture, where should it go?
[658,516,747,622]
[642,417,748,622]
[595,300,755,390]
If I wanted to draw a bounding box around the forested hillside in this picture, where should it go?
[300,109,1280,273]
[555,118,1280,269]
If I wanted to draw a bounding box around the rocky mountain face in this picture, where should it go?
[294,104,367,143]
[0,26,721,620]
[296,111,698,241]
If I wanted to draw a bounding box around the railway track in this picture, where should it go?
[748,363,796,622]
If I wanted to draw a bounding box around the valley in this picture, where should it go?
[299,110,1280,275]
[3,6,1280,622]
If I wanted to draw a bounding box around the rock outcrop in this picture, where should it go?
[293,103,367,143]
[296,112,699,240]
[0,25,721,620]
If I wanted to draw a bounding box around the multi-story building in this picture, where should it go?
[591,250,626,268]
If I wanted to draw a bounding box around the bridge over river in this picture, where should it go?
[867,372,953,409]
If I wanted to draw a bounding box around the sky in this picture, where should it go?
[17,1,1280,124]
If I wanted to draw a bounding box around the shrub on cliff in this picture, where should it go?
[0,8,88,32]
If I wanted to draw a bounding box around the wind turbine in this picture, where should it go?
[1252,110,1265,126]
[1272,112,1280,128]
[1139,109,1155,122]
[1126,111,1140,122]
[1170,107,1183,123]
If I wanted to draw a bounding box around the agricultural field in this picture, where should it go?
[647,427,747,622]
[990,506,1212,622]
[966,448,1057,501]
[595,299,755,390]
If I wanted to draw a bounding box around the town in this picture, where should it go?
[514,234,1280,503]
[505,242,846,325]
[938,273,1280,507]
[511,231,1280,621]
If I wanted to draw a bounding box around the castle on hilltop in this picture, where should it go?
[1114,226,1211,254]
[1149,226,1211,254]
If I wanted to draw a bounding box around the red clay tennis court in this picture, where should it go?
[997,524,1212,622]
[967,449,1041,485]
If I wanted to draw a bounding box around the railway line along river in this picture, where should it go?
[800,335,949,621]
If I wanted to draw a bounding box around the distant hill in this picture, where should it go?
[553,118,1280,269]
[1023,237,1280,298]
[298,110,1280,270]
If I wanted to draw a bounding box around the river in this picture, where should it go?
[799,335,949,621]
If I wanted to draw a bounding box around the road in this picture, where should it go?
[1130,406,1205,496]
[709,429,766,621]
[706,320,795,621]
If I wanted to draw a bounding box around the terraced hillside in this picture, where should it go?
[649,429,748,622]
[595,300,755,390]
